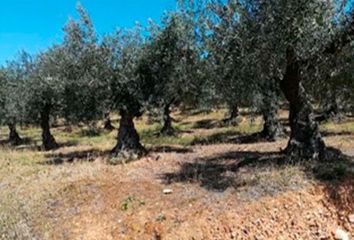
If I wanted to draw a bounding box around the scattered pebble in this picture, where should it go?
[163,189,173,194]
[334,228,349,240]
[348,214,354,224]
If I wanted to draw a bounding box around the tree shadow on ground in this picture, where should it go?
[160,146,354,220]
[160,150,286,192]
[309,149,354,215]
[320,130,354,137]
[191,119,224,129]
[0,137,34,147]
[179,109,213,116]
[150,145,193,154]
[141,128,193,139]
[42,149,110,165]
[191,131,287,146]
[78,128,104,137]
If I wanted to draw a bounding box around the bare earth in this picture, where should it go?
[0,112,353,239]
[48,142,353,239]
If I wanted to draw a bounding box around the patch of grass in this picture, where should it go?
[235,165,308,200]
[121,195,146,211]
[140,127,195,147]
[0,149,43,166]
[321,119,354,133]
[311,160,354,182]
[0,191,41,239]
[156,213,167,222]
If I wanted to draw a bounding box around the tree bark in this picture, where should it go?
[280,48,325,161]
[8,123,22,146]
[41,104,58,151]
[160,103,175,135]
[111,110,146,156]
[223,105,239,125]
[260,82,284,141]
[103,112,115,131]
[261,106,284,141]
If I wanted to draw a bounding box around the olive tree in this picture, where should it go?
[239,0,354,160]
[142,12,201,135]
[60,4,110,127]
[199,0,284,138]
[102,25,152,157]
[0,52,33,145]
[25,47,65,150]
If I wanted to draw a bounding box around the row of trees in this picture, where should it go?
[1,1,354,161]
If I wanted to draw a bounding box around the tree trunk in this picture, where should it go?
[160,103,175,136]
[111,111,146,156]
[8,123,22,146]
[260,82,284,141]
[41,104,58,151]
[103,112,115,131]
[280,48,325,161]
[223,104,239,125]
[261,106,284,141]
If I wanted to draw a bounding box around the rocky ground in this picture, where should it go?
[0,111,353,239]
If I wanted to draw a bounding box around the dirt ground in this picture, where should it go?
[48,145,354,240]
[0,111,353,240]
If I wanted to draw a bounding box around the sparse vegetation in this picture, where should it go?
[0,110,353,238]
[1,0,354,239]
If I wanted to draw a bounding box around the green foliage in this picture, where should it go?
[141,11,202,110]
[0,52,33,126]
[120,195,145,211]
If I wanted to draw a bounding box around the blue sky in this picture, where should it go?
[0,0,177,64]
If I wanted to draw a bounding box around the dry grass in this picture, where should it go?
[0,110,353,239]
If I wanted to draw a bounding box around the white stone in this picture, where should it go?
[334,228,349,240]
[163,189,173,194]
[348,214,354,223]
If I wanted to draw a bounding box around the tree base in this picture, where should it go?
[159,125,176,136]
[9,133,23,146]
[222,118,239,126]
[8,124,23,146]
[110,112,147,164]
[103,120,115,131]
[260,124,285,141]
[283,137,326,162]
[110,146,147,165]
[42,134,59,151]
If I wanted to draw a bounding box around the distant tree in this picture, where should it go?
[25,47,65,150]
[187,0,354,158]
[142,12,201,135]
[200,0,284,139]
[0,52,33,145]
[102,25,152,157]
[202,1,254,124]
[308,44,354,121]
[60,4,110,127]
[238,0,354,160]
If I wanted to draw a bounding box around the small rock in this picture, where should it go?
[319,234,329,240]
[348,214,354,223]
[163,189,173,194]
[334,228,349,240]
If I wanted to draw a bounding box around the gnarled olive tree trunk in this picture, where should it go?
[261,105,284,141]
[280,49,325,160]
[8,123,22,145]
[223,104,239,125]
[40,104,58,151]
[112,110,146,156]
